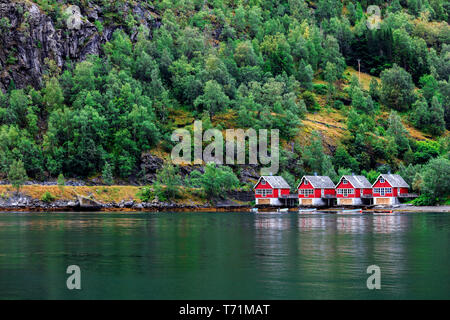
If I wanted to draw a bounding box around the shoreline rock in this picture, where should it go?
[0,192,252,212]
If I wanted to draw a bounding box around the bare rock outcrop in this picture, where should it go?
[0,0,159,92]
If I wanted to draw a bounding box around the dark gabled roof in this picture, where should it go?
[374,174,409,188]
[339,175,372,188]
[296,175,335,189]
[253,176,291,189]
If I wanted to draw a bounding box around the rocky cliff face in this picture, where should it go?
[0,0,159,92]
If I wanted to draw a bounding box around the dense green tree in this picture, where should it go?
[6,89,31,127]
[296,60,314,90]
[380,64,416,111]
[412,97,430,130]
[351,86,374,114]
[438,80,450,129]
[154,163,182,201]
[369,78,380,101]
[0,125,43,178]
[420,157,450,203]
[419,74,439,103]
[321,35,346,77]
[188,163,239,198]
[57,173,65,187]
[194,80,230,117]
[315,0,343,22]
[333,145,359,172]
[412,95,445,136]
[347,2,358,25]
[8,159,28,194]
[412,140,441,164]
[169,56,202,106]
[234,41,258,67]
[324,62,338,103]
[387,110,410,154]
[42,77,64,111]
[260,33,294,76]
[302,131,337,179]
[428,96,446,135]
[102,162,114,186]
[397,163,423,191]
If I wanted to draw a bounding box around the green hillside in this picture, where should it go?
[0,0,449,204]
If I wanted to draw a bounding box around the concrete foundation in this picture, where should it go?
[299,198,326,206]
[374,197,399,206]
[255,198,282,206]
[337,198,363,206]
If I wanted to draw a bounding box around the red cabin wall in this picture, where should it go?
[335,180,357,198]
[298,180,336,198]
[372,179,395,197]
[298,180,314,198]
[297,181,314,189]
[254,180,276,198]
[373,179,392,188]
[298,188,336,198]
[254,180,290,199]
[255,181,273,190]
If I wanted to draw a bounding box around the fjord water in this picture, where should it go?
[0,212,448,299]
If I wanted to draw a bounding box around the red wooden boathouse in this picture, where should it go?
[372,174,410,205]
[253,176,291,206]
[335,175,372,205]
[297,175,335,206]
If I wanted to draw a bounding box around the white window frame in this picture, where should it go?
[342,178,348,184]
[377,187,392,196]
[256,189,272,197]
[338,188,354,197]
[380,178,385,183]
[299,189,314,196]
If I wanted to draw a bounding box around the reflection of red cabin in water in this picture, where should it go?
[372,174,409,205]
[253,176,291,206]
[297,175,335,206]
[335,175,372,206]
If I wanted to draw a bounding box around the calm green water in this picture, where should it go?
[0,211,448,299]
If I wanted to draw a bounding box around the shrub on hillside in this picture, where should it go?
[137,186,154,202]
[41,191,55,203]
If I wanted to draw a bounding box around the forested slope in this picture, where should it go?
[0,0,449,203]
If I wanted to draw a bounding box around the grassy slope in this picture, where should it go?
[0,77,444,206]
[302,68,444,151]
[0,185,208,205]
[155,68,445,171]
